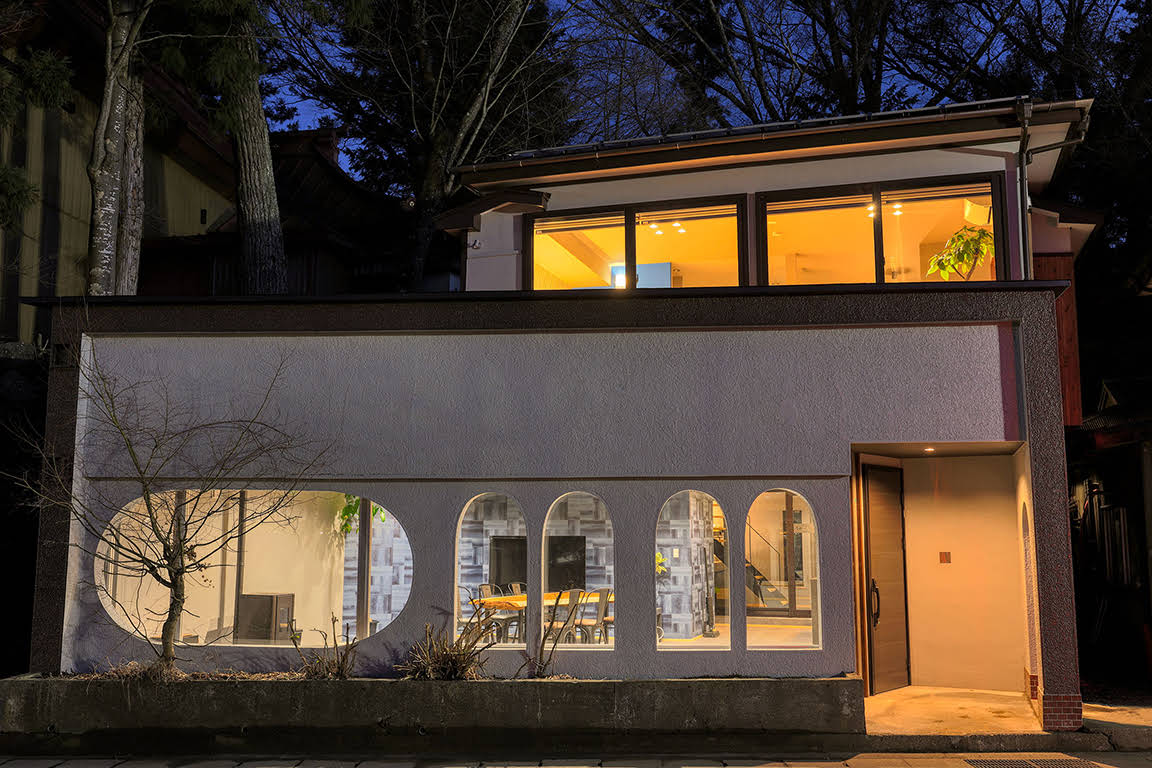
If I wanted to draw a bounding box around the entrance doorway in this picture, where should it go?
[862,464,910,694]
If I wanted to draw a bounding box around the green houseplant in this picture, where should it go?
[926,225,994,281]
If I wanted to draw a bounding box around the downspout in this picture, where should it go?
[1015,98,1033,279]
[1016,98,1091,280]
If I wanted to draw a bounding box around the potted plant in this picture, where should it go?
[926,225,994,281]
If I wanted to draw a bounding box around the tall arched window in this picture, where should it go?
[455,493,527,647]
[542,492,614,647]
[656,490,730,649]
[745,489,821,649]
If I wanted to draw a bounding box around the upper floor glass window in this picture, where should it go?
[881,184,997,282]
[529,198,743,290]
[635,204,740,288]
[761,178,1001,286]
[533,213,626,290]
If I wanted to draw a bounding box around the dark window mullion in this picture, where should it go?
[872,187,885,284]
[624,206,637,288]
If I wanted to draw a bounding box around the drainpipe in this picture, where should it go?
[1015,98,1033,279]
[1016,98,1091,280]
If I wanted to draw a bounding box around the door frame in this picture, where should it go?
[855,457,912,695]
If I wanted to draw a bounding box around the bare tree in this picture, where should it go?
[270,0,577,287]
[17,334,327,673]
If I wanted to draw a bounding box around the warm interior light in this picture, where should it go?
[614,272,627,288]
[672,222,681,227]
[677,228,686,233]
[893,203,903,209]
[866,204,875,211]
[649,223,658,229]
[923,446,936,453]
[867,213,875,218]
[655,230,664,235]
[893,210,903,216]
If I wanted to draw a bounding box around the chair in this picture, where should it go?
[576,588,613,643]
[480,583,522,643]
[509,582,526,595]
[543,589,584,644]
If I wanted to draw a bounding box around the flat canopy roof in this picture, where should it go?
[457,96,1092,191]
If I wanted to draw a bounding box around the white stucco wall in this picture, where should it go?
[63,324,1019,677]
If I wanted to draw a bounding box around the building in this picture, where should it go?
[31,97,1094,732]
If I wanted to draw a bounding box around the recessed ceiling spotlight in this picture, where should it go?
[672,222,681,227]
[923,446,936,453]
[893,210,903,216]
[677,228,686,233]
[655,230,664,235]
[868,213,875,218]
[649,223,658,229]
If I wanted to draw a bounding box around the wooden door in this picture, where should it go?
[864,465,910,694]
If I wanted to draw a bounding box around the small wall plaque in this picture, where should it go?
[940,552,952,563]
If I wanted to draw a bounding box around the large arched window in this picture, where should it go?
[455,493,527,647]
[745,489,821,649]
[541,492,614,647]
[96,490,412,647]
[656,490,730,649]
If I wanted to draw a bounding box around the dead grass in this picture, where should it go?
[67,661,307,682]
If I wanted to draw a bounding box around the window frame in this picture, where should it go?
[522,194,750,290]
[754,172,1009,287]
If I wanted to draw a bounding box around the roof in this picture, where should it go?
[458,96,1092,190]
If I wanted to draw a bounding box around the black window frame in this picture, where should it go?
[521,194,750,290]
[754,172,1009,287]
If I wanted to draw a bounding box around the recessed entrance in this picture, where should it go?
[854,442,1033,698]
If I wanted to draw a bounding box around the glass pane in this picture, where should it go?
[341,502,413,638]
[745,489,821,649]
[542,492,614,647]
[533,213,626,289]
[656,491,730,650]
[635,204,740,287]
[456,493,527,647]
[765,194,876,285]
[881,183,996,282]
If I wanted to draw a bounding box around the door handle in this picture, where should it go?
[870,579,881,626]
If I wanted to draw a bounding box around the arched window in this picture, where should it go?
[96,490,411,647]
[541,492,614,647]
[745,489,821,649]
[341,498,413,639]
[455,493,527,647]
[656,490,730,649]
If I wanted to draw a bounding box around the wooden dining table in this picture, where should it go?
[472,590,615,613]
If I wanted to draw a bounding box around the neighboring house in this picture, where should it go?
[1068,376,1152,688]
[32,97,1091,732]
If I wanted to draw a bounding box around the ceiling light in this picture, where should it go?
[867,213,875,218]
[677,228,686,233]
[655,230,664,235]
[923,446,936,453]
[614,272,626,288]
[893,203,903,209]
[893,210,903,216]
[649,223,658,229]
[672,222,681,227]
[867,204,875,211]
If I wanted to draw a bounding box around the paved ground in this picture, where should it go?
[866,687,1045,735]
[2,756,1152,768]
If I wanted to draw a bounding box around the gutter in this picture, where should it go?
[1015,98,1092,278]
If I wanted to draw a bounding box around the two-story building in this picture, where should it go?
[32,96,1095,732]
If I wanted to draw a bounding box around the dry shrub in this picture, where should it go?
[397,607,501,680]
[293,615,360,679]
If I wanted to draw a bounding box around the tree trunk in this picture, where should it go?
[230,22,287,295]
[86,43,129,296]
[114,73,143,295]
[158,493,187,669]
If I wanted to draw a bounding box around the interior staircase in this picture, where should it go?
[713,527,789,616]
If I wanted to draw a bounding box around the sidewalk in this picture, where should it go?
[2,755,1152,768]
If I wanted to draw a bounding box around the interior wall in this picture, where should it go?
[903,455,1027,691]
